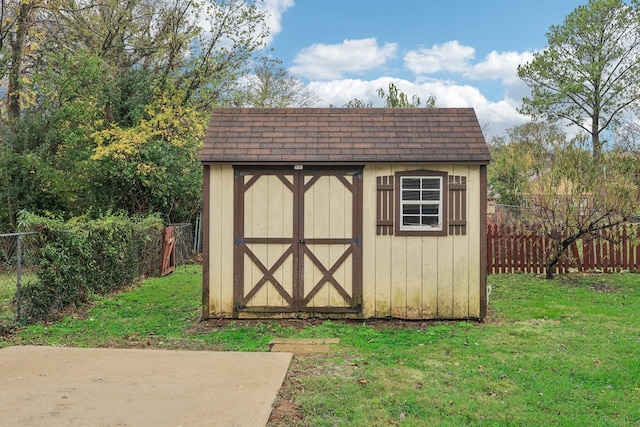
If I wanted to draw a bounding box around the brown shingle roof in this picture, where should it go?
[200,108,490,164]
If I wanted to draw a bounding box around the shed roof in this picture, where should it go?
[200,107,490,164]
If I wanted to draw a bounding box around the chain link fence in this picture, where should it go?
[0,232,39,333]
[0,224,198,333]
[169,223,194,266]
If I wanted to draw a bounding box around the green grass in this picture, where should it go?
[2,266,639,426]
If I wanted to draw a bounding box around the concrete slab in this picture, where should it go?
[0,346,292,427]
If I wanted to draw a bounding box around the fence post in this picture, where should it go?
[15,234,23,321]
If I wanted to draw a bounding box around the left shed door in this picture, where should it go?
[234,169,297,313]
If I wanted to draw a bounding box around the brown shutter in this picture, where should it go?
[448,175,467,235]
[376,175,394,235]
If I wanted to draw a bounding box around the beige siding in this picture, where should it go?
[362,164,483,319]
[206,165,235,317]
[466,166,482,318]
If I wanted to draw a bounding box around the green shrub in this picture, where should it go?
[17,211,162,322]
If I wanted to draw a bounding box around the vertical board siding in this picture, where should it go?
[363,165,483,320]
[451,168,471,318]
[421,236,439,319]
[207,165,235,317]
[366,165,392,317]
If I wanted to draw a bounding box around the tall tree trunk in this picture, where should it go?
[5,2,34,227]
[592,113,601,163]
[545,235,580,279]
[7,1,31,123]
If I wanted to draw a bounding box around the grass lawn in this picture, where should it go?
[2,265,639,426]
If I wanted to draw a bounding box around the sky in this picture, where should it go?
[256,0,587,138]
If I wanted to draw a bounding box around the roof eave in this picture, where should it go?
[200,159,491,166]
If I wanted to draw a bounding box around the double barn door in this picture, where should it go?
[233,167,363,315]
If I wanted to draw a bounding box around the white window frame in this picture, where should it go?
[399,175,443,232]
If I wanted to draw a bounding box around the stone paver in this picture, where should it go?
[269,338,340,354]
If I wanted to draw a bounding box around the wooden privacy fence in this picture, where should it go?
[487,223,640,274]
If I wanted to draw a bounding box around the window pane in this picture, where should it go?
[403,216,420,226]
[403,190,421,201]
[403,178,421,189]
[421,205,439,215]
[421,216,439,226]
[403,205,420,215]
[421,190,440,201]
[421,178,440,190]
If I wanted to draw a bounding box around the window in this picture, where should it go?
[400,176,443,230]
[377,170,466,237]
[395,170,448,236]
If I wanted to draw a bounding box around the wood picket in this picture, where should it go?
[487,223,640,274]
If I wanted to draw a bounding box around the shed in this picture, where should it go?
[200,108,491,320]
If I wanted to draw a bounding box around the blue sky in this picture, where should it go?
[257,0,587,137]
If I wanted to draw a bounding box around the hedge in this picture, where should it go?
[17,212,163,322]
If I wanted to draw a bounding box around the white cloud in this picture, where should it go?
[404,42,534,86]
[307,77,398,107]
[307,77,528,137]
[259,0,295,44]
[289,38,398,80]
[289,38,535,136]
[404,41,475,74]
[467,50,534,83]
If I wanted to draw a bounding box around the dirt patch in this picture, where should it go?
[187,317,329,334]
[586,282,622,293]
[267,352,360,426]
[269,398,304,426]
[557,274,623,294]
[191,317,463,335]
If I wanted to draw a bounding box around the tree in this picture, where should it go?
[488,123,564,215]
[90,92,205,223]
[341,82,436,108]
[0,52,108,227]
[377,82,435,108]
[48,0,269,112]
[518,0,640,161]
[612,104,640,151]
[342,98,373,108]
[234,57,318,107]
[0,0,271,227]
[176,0,269,110]
[521,137,638,278]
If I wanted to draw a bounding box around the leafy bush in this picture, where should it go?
[16,211,162,322]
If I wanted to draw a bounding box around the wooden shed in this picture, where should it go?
[200,108,491,320]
